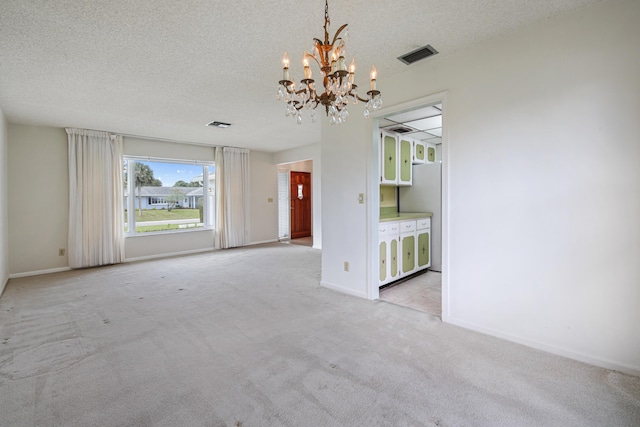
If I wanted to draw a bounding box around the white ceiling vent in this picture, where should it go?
[390,126,413,134]
[398,45,438,65]
[206,121,231,128]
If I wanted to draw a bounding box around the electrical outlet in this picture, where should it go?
[58,248,66,256]
[267,197,274,203]
[344,261,349,272]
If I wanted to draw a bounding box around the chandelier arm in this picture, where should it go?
[331,24,348,47]
[305,51,322,69]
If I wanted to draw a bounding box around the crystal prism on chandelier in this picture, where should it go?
[276,0,382,125]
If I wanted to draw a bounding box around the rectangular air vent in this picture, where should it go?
[206,121,231,128]
[390,126,413,134]
[398,45,438,65]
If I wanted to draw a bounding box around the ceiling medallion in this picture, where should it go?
[277,0,382,125]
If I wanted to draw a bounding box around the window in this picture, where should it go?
[123,157,215,235]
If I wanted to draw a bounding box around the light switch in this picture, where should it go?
[358,193,365,204]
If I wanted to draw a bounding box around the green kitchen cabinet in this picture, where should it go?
[416,217,431,270]
[379,239,387,283]
[380,131,412,186]
[401,233,415,275]
[417,230,430,268]
[389,237,399,281]
[379,222,400,287]
[398,137,413,186]
[380,131,398,185]
[427,144,436,163]
[413,140,426,164]
[399,220,417,277]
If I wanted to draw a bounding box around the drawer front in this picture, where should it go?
[417,218,431,230]
[387,222,400,235]
[400,220,416,233]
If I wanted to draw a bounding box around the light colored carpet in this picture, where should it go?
[0,243,639,426]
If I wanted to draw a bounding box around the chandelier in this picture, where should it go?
[277,0,383,125]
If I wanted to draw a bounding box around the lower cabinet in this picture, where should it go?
[417,222,431,269]
[379,222,400,286]
[399,220,417,277]
[379,217,431,287]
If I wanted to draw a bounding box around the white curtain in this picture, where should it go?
[215,147,249,249]
[67,128,124,268]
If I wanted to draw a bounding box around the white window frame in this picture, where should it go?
[124,156,215,236]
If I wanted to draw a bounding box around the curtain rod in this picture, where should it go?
[119,132,250,152]
[67,126,249,152]
[117,132,219,148]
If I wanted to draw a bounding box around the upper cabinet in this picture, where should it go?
[413,140,426,164]
[380,131,412,186]
[380,131,398,185]
[427,144,436,163]
[414,140,437,164]
[398,136,413,186]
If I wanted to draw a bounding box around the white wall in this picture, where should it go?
[6,128,279,270]
[320,0,640,375]
[7,124,69,275]
[273,143,322,249]
[321,118,372,299]
[248,150,278,245]
[0,108,9,295]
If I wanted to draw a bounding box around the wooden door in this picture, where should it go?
[290,171,311,239]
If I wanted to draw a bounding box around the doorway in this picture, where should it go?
[277,160,314,247]
[290,171,312,239]
[371,93,447,320]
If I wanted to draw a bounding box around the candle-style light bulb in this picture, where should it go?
[349,58,356,84]
[302,52,312,80]
[370,65,377,91]
[282,52,290,81]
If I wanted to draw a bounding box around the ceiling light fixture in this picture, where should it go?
[276,0,382,125]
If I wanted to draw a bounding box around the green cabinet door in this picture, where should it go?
[390,238,398,279]
[427,146,436,163]
[417,231,430,268]
[414,141,425,163]
[399,138,412,184]
[401,234,415,273]
[383,135,397,182]
[379,240,387,282]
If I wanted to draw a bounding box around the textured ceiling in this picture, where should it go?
[0,0,600,152]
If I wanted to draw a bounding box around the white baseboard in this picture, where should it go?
[247,239,279,246]
[447,316,640,377]
[0,275,8,298]
[125,247,214,263]
[9,266,72,279]
[320,280,368,299]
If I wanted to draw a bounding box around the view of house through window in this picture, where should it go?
[124,158,215,234]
